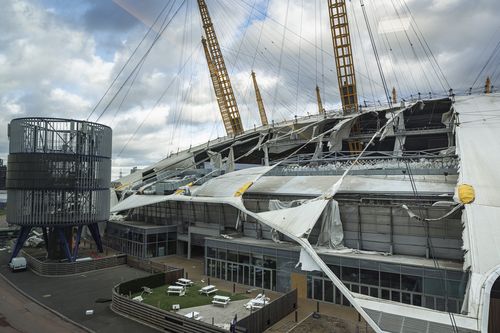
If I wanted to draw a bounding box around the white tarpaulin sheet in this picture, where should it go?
[257,199,329,238]
[316,200,344,249]
[454,94,500,320]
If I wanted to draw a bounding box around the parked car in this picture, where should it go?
[9,257,27,272]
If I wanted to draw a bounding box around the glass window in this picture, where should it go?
[227,250,237,262]
[157,233,166,242]
[218,249,226,260]
[335,287,342,305]
[360,269,379,286]
[381,272,400,289]
[239,253,250,264]
[424,277,445,296]
[402,292,411,304]
[360,286,369,295]
[207,247,216,258]
[263,256,276,269]
[370,287,378,298]
[351,284,359,293]
[381,289,390,300]
[313,279,323,300]
[307,276,312,299]
[446,280,464,299]
[264,270,272,290]
[167,241,176,255]
[391,291,400,302]
[436,297,446,311]
[402,275,422,292]
[147,234,156,243]
[447,299,458,313]
[412,294,422,306]
[342,266,359,283]
[168,232,177,240]
[424,296,435,310]
[324,280,334,302]
[252,254,263,267]
[328,264,341,277]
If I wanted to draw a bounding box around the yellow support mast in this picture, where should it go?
[198,0,244,137]
[485,76,491,94]
[328,0,362,153]
[328,0,358,114]
[316,85,325,115]
[251,71,269,126]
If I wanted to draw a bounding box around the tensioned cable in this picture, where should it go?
[116,44,200,158]
[271,0,291,122]
[391,0,441,93]
[96,0,186,123]
[86,0,173,122]
[399,0,451,91]
[360,1,458,330]
[470,39,500,90]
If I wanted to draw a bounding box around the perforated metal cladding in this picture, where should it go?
[7,118,112,227]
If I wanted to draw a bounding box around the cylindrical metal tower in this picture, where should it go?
[7,118,112,262]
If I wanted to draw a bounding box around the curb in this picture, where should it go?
[0,271,95,333]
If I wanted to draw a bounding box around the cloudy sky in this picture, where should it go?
[1,0,499,179]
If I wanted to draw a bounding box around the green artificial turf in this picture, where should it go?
[132,283,248,311]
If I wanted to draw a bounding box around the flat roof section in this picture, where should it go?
[206,237,463,271]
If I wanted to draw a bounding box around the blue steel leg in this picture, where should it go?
[9,226,31,262]
[42,227,49,252]
[72,226,83,261]
[56,227,73,262]
[88,223,103,253]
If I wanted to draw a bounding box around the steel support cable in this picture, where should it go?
[470,39,500,90]
[374,0,413,98]
[86,1,173,121]
[234,0,385,90]
[96,0,186,123]
[116,44,200,158]
[203,1,265,127]
[226,0,259,72]
[168,2,191,148]
[314,0,318,85]
[350,1,376,104]
[371,16,458,333]
[360,3,458,330]
[388,0,433,94]
[319,0,326,94]
[295,0,304,113]
[221,1,369,102]
[210,1,262,126]
[394,0,447,93]
[399,0,451,91]
[110,58,145,127]
[271,0,291,122]
[251,0,271,70]
[367,0,405,102]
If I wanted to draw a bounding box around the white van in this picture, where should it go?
[9,257,27,272]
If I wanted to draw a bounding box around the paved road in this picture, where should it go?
[0,276,87,333]
[0,252,158,333]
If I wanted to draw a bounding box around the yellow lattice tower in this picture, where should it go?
[251,71,269,126]
[328,0,358,114]
[198,0,244,136]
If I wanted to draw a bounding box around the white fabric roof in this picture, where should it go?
[453,94,500,322]
[110,193,241,213]
[191,166,272,197]
[248,175,456,196]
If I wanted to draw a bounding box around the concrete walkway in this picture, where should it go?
[177,299,250,329]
